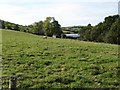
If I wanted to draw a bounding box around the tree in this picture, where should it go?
[31,21,44,35]
[51,19,62,37]
[37,21,44,35]
[82,24,92,41]
[104,18,120,44]
[0,20,3,29]
[32,22,39,34]
[43,17,62,37]
[90,22,104,42]
[27,25,34,33]
[43,17,53,36]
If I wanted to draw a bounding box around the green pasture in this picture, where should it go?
[2,29,119,88]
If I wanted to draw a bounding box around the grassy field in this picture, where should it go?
[2,29,119,89]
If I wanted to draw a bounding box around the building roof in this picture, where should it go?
[65,34,80,38]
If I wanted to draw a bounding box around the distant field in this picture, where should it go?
[2,29,119,88]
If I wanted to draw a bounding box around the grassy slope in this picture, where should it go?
[2,29,119,88]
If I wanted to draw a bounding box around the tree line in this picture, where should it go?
[79,15,120,44]
[0,17,62,37]
[0,15,119,44]
[63,15,120,44]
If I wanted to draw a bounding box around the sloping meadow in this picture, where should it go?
[2,29,119,89]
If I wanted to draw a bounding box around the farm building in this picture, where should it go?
[64,34,80,39]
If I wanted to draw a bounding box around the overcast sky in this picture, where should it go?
[0,0,119,26]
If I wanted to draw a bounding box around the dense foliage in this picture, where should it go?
[63,15,120,44]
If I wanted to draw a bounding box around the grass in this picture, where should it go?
[2,29,119,89]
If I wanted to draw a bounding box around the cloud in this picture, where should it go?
[0,3,86,25]
[0,4,26,24]
[0,1,118,26]
[0,0,119,4]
